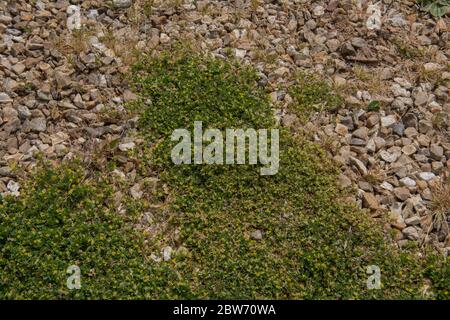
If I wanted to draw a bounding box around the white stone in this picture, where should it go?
[380,115,397,127]
[391,84,410,97]
[380,181,394,191]
[423,63,442,72]
[162,246,172,261]
[400,177,416,188]
[150,253,161,263]
[313,5,325,16]
[418,172,435,181]
[379,150,398,163]
[130,183,143,200]
[394,77,412,89]
[0,92,13,103]
[119,142,135,151]
[7,180,20,193]
[112,169,126,179]
[235,49,246,59]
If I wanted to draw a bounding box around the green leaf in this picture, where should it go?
[367,100,380,111]
[430,3,446,16]
[109,138,120,150]
[424,2,448,17]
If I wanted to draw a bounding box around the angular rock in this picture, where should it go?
[350,156,368,175]
[362,192,379,210]
[380,115,397,127]
[400,177,416,188]
[0,93,13,104]
[418,172,435,181]
[402,226,419,240]
[352,127,369,140]
[250,230,263,240]
[379,150,398,163]
[29,117,47,132]
[394,187,410,201]
[430,144,443,160]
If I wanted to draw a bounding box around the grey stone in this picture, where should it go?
[405,216,421,226]
[340,116,354,130]
[394,187,410,201]
[380,181,394,191]
[418,120,432,134]
[373,137,386,150]
[351,37,366,48]
[414,91,428,106]
[380,115,397,127]
[392,123,405,136]
[251,230,263,240]
[391,84,410,97]
[350,156,368,175]
[394,78,412,89]
[366,138,376,153]
[29,117,47,132]
[350,138,366,146]
[379,150,398,163]
[2,107,18,122]
[130,183,143,200]
[358,181,373,192]
[7,180,20,193]
[0,92,13,104]
[402,145,416,156]
[17,105,31,120]
[380,68,393,80]
[404,127,418,138]
[403,113,417,128]
[326,39,340,52]
[340,43,356,56]
[423,63,442,72]
[362,192,379,210]
[402,226,419,240]
[352,127,369,140]
[400,177,416,188]
[366,114,380,127]
[418,172,436,181]
[55,71,72,89]
[430,144,443,160]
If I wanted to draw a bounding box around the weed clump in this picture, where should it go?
[288,73,343,121]
[131,52,448,299]
[0,162,182,299]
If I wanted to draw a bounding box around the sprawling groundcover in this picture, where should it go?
[0,52,448,299]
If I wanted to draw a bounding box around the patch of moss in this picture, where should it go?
[130,52,275,140]
[131,52,448,299]
[0,162,185,299]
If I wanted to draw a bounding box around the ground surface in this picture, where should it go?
[0,0,448,299]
